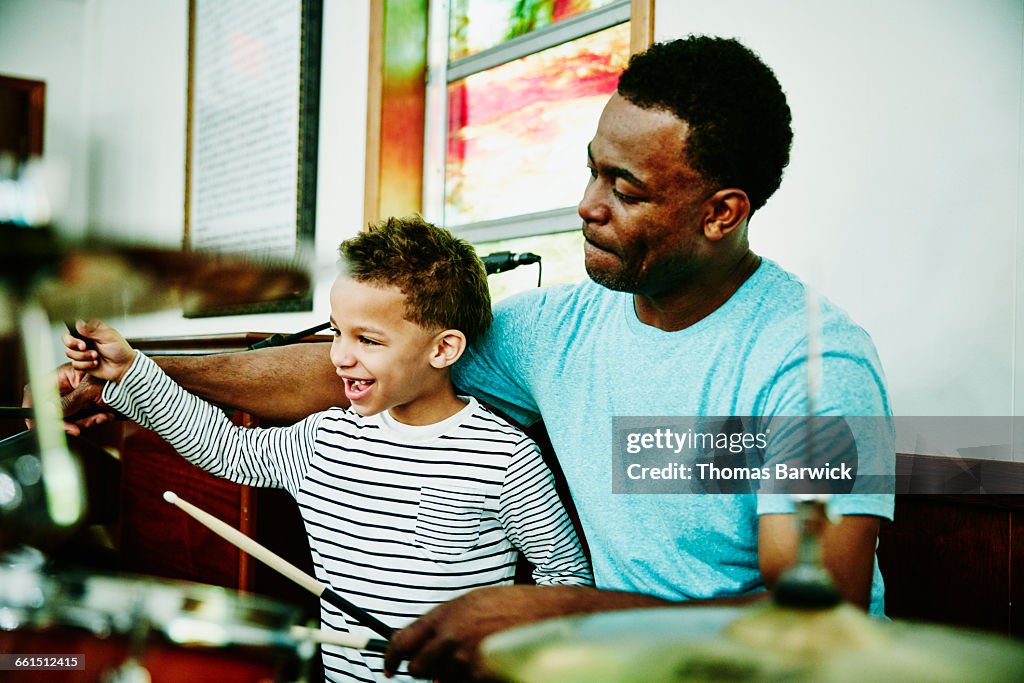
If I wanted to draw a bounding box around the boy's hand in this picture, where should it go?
[63,319,137,383]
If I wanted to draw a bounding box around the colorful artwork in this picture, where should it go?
[445,22,628,226]
[449,0,620,60]
[373,0,427,221]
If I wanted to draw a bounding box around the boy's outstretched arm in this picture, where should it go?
[49,340,339,428]
[64,325,322,490]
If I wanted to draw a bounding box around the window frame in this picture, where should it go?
[360,0,653,233]
[422,0,639,241]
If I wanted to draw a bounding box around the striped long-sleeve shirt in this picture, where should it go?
[102,353,592,683]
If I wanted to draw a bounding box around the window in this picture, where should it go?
[423,0,632,297]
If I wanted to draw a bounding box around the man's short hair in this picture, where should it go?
[340,215,492,344]
[617,36,793,214]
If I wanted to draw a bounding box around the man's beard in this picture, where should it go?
[585,261,641,292]
[586,251,701,299]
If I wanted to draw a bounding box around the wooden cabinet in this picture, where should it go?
[878,490,1024,637]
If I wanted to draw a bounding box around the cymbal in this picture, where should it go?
[0,225,310,332]
[33,244,311,315]
[481,603,1024,682]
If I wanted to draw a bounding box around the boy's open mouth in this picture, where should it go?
[343,377,375,402]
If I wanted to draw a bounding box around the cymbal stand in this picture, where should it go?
[773,287,840,609]
[17,298,85,528]
[0,223,85,549]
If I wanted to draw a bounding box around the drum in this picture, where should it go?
[0,551,302,683]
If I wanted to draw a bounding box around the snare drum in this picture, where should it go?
[0,553,301,683]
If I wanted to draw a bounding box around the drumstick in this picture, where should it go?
[163,490,394,641]
[65,321,98,351]
[290,625,388,653]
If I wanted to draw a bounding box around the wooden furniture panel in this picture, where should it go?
[0,74,45,159]
[118,423,246,587]
[1011,508,1024,638]
[879,452,1024,638]
[878,496,1014,634]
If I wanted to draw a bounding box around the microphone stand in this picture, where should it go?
[250,252,545,350]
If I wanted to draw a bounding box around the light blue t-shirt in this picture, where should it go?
[453,258,895,615]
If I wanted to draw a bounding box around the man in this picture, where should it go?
[53,36,893,683]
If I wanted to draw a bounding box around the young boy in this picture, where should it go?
[64,216,592,683]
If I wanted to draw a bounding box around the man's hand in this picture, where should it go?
[383,585,668,681]
[22,363,113,435]
[63,319,137,383]
[383,586,523,682]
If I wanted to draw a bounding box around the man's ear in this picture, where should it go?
[703,188,751,241]
[429,330,467,369]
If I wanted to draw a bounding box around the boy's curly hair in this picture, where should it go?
[339,216,492,344]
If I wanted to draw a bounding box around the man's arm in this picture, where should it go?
[156,343,338,421]
[384,511,879,681]
[384,585,773,681]
[758,512,881,609]
[383,585,674,681]
[103,352,321,490]
[51,342,339,427]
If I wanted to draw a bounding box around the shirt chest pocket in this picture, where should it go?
[415,486,485,557]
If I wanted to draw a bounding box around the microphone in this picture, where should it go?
[481,251,541,275]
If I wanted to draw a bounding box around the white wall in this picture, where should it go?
[0,0,370,339]
[656,0,1023,428]
[0,0,90,236]
[81,0,188,248]
[107,0,370,338]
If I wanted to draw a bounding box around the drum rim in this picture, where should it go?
[1,565,301,650]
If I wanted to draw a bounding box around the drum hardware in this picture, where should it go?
[101,657,151,683]
[772,496,841,609]
[0,429,122,564]
[0,533,391,682]
[769,290,843,610]
[0,223,312,335]
[480,486,1024,682]
[20,306,82,529]
[0,425,82,552]
[481,600,1024,682]
[102,610,153,683]
[246,249,544,352]
[0,546,50,631]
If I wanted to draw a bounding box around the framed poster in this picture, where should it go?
[185,0,322,316]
